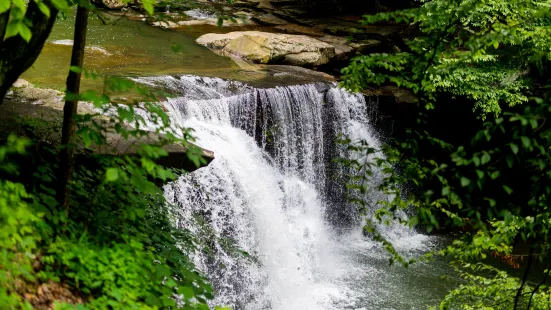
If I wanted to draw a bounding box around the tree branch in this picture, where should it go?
[527,262,551,309]
[514,247,535,309]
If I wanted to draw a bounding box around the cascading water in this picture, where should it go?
[136,76,450,310]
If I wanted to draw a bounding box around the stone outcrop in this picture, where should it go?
[196,31,336,67]
[93,0,125,9]
[3,80,214,172]
[251,13,288,25]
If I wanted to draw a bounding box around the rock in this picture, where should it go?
[332,44,353,61]
[174,19,209,26]
[257,0,274,9]
[273,8,308,18]
[12,79,30,88]
[251,13,288,26]
[153,17,254,28]
[234,11,254,18]
[323,25,357,36]
[233,0,260,8]
[317,34,348,46]
[2,82,214,172]
[93,0,125,9]
[197,31,336,67]
[380,85,418,104]
[350,40,383,55]
[152,20,179,28]
[269,0,302,5]
[274,24,324,37]
[317,35,353,60]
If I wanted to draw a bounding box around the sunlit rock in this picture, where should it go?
[197,31,336,67]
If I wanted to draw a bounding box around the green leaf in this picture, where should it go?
[70,66,82,73]
[506,155,514,168]
[0,0,10,14]
[105,168,119,182]
[12,0,25,9]
[481,153,491,165]
[51,0,69,11]
[179,286,195,299]
[141,0,154,15]
[36,1,51,17]
[460,177,471,187]
[503,185,513,195]
[17,22,32,42]
[530,118,538,129]
[476,170,484,179]
[4,20,20,39]
[520,136,531,149]
[510,143,519,154]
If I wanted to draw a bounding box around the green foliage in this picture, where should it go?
[0,135,39,309]
[0,73,219,308]
[340,0,551,308]
[342,0,551,115]
[436,263,551,309]
[342,72,551,309]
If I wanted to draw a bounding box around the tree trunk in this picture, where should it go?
[57,5,89,209]
[0,1,58,104]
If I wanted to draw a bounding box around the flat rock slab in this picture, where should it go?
[252,13,288,25]
[274,24,325,37]
[3,80,214,172]
[196,31,336,67]
[153,17,254,28]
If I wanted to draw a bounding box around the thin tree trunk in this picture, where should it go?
[57,5,89,209]
[0,9,10,41]
[514,247,534,309]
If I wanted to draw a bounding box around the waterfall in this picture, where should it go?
[136,75,437,310]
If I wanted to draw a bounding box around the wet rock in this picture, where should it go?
[257,0,274,9]
[272,7,308,19]
[153,17,254,28]
[316,35,353,60]
[233,0,260,8]
[93,0,125,9]
[269,0,302,5]
[349,39,383,55]
[197,31,336,67]
[251,13,288,25]
[274,24,324,37]
[152,20,179,28]
[380,85,418,104]
[323,24,356,36]
[234,11,254,18]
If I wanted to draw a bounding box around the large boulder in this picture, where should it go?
[196,31,336,67]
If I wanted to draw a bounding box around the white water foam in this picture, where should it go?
[50,39,112,55]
